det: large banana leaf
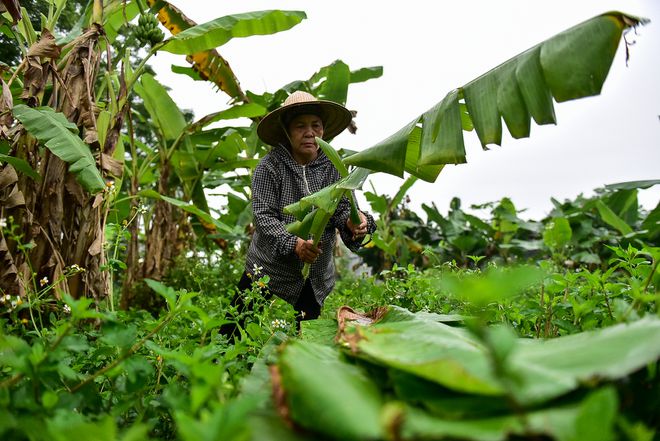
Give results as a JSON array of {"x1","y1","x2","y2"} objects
[
  {"x1": 160, "y1": 10, "x2": 306, "y2": 55},
  {"x1": 12, "y1": 104, "x2": 105, "y2": 193},
  {"x1": 147, "y1": 0, "x2": 246, "y2": 100},
  {"x1": 343, "y1": 12, "x2": 647, "y2": 182},
  {"x1": 311, "y1": 60, "x2": 351, "y2": 105},
  {"x1": 134, "y1": 73, "x2": 187, "y2": 141},
  {"x1": 190, "y1": 103, "x2": 268, "y2": 132},
  {"x1": 401, "y1": 388, "x2": 618, "y2": 441},
  {"x1": 595, "y1": 199, "x2": 635, "y2": 236},
  {"x1": 271, "y1": 308, "x2": 640, "y2": 441},
  {"x1": 340, "y1": 306, "x2": 660, "y2": 406},
  {"x1": 277, "y1": 340, "x2": 385, "y2": 441}
]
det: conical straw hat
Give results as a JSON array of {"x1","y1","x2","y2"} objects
[{"x1": 257, "y1": 91, "x2": 352, "y2": 147}]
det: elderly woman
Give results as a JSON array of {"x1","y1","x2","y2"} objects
[{"x1": 234, "y1": 91, "x2": 376, "y2": 327}]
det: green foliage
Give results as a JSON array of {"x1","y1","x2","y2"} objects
[
  {"x1": 0, "y1": 253, "x2": 299, "y2": 440},
  {"x1": 343, "y1": 12, "x2": 647, "y2": 182},
  {"x1": 357, "y1": 180, "x2": 659, "y2": 273},
  {"x1": 160, "y1": 10, "x2": 307, "y2": 55},
  {"x1": 1, "y1": 3, "x2": 657, "y2": 439},
  {"x1": 12, "y1": 105, "x2": 106, "y2": 194},
  {"x1": 269, "y1": 302, "x2": 660, "y2": 440},
  {"x1": 2, "y1": 180, "x2": 659, "y2": 439},
  {"x1": 0, "y1": 0, "x2": 87, "y2": 65}
]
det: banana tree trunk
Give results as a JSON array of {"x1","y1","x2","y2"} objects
[
  {"x1": 120, "y1": 158, "x2": 192, "y2": 310},
  {"x1": 6, "y1": 25, "x2": 112, "y2": 301}
]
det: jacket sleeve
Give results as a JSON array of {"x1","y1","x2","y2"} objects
[{"x1": 251, "y1": 163, "x2": 298, "y2": 257}]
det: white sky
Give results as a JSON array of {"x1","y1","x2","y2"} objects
[{"x1": 151, "y1": 1, "x2": 660, "y2": 221}]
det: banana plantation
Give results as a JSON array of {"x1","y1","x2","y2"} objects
[{"x1": 0, "y1": 1, "x2": 658, "y2": 440}]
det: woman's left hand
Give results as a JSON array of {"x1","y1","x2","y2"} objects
[{"x1": 347, "y1": 211, "x2": 368, "y2": 241}]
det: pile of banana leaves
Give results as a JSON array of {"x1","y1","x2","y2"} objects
[{"x1": 236, "y1": 306, "x2": 660, "y2": 441}]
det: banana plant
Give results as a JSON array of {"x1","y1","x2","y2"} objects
[
  {"x1": 284, "y1": 11, "x2": 648, "y2": 276},
  {"x1": 0, "y1": 2, "x2": 311, "y2": 302},
  {"x1": 342, "y1": 11, "x2": 647, "y2": 181}
]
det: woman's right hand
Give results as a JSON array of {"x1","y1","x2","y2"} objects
[{"x1": 295, "y1": 238, "x2": 321, "y2": 264}]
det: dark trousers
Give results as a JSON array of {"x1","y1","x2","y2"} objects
[{"x1": 220, "y1": 272, "x2": 321, "y2": 338}]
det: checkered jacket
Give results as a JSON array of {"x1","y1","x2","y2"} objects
[{"x1": 244, "y1": 144, "x2": 376, "y2": 306}]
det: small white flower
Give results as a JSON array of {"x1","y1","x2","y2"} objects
[
  {"x1": 137, "y1": 204, "x2": 148, "y2": 214},
  {"x1": 271, "y1": 319, "x2": 287, "y2": 330},
  {"x1": 252, "y1": 264, "x2": 263, "y2": 275},
  {"x1": 63, "y1": 304, "x2": 71, "y2": 314},
  {"x1": 39, "y1": 277, "x2": 49, "y2": 287},
  {"x1": 0, "y1": 218, "x2": 7, "y2": 228},
  {"x1": 69, "y1": 264, "x2": 84, "y2": 273}
]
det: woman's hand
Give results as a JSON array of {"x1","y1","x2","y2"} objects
[
  {"x1": 347, "y1": 211, "x2": 368, "y2": 241},
  {"x1": 295, "y1": 238, "x2": 322, "y2": 263}
]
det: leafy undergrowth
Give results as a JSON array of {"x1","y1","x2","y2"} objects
[
  {"x1": 1, "y1": 187, "x2": 658, "y2": 440},
  {"x1": 1, "y1": 255, "x2": 659, "y2": 440}
]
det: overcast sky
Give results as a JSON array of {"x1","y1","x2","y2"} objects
[{"x1": 151, "y1": 1, "x2": 659, "y2": 220}]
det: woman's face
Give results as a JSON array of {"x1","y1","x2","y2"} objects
[{"x1": 287, "y1": 114, "x2": 324, "y2": 165}]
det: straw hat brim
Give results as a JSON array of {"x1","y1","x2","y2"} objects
[{"x1": 257, "y1": 100, "x2": 352, "y2": 147}]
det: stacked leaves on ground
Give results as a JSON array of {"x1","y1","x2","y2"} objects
[{"x1": 248, "y1": 306, "x2": 660, "y2": 441}]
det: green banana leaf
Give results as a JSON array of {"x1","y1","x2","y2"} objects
[
  {"x1": 343, "y1": 12, "x2": 647, "y2": 182},
  {"x1": 285, "y1": 207, "x2": 319, "y2": 238},
  {"x1": 0, "y1": 153, "x2": 40, "y2": 181},
  {"x1": 282, "y1": 166, "x2": 370, "y2": 225},
  {"x1": 595, "y1": 199, "x2": 635, "y2": 236},
  {"x1": 349, "y1": 66, "x2": 384, "y2": 84},
  {"x1": 147, "y1": 0, "x2": 246, "y2": 100},
  {"x1": 335, "y1": 167, "x2": 372, "y2": 191},
  {"x1": 260, "y1": 60, "x2": 383, "y2": 112},
  {"x1": 401, "y1": 387, "x2": 618, "y2": 441},
  {"x1": 103, "y1": 0, "x2": 141, "y2": 44},
  {"x1": 134, "y1": 72, "x2": 209, "y2": 201},
  {"x1": 317, "y1": 138, "x2": 362, "y2": 224},
  {"x1": 170, "y1": 64, "x2": 203, "y2": 81},
  {"x1": 284, "y1": 184, "x2": 344, "y2": 220},
  {"x1": 134, "y1": 73, "x2": 187, "y2": 141},
  {"x1": 277, "y1": 340, "x2": 385, "y2": 441},
  {"x1": 312, "y1": 60, "x2": 351, "y2": 105},
  {"x1": 344, "y1": 309, "x2": 506, "y2": 396},
  {"x1": 506, "y1": 317, "x2": 660, "y2": 405},
  {"x1": 317, "y1": 138, "x2": 349, "y2": 177},
  {"x1": 140, "y1": 189, "x2": 233, "y2": 234},
  {"x1": 604, "y1": 179, "x2": 660, "y2": 191},
  {"x1": 196, "y1": 131, "x2": 248, "y2": 167},
  {"x1": 191, "y1": 103, "x2": 268, "y2": 132},
  {"x1": 161, "y1": 10, "x2": 307, "y2": 55},
  {"x1": 12, "y1": 104, "x2": 105, "y2": 193},
  {"x1": 283, "y1": 164, "x2": 371, "y2": 278},
  {"x1": 341, "y1": 306, "x2": 660, "y2": 406},
  {"x1": 274, "y1": 316, "x2": 625, "y2": 441}
]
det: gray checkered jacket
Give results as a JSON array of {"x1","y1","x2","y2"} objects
[{"x1": 244, "y1": 144, "x2": 376, "y2": 306}]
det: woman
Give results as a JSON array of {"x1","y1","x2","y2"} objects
[{"x1": 234, "y1": 91, "x2": 376, "y2": 327}]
